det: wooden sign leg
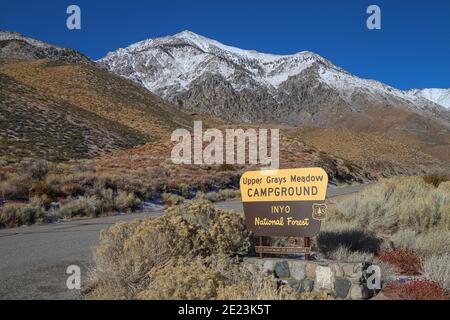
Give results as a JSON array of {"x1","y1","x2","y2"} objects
[
  {"x1": 259, "y1": 236, "x2": 264, "y2": 259},
  {"x1": 304, "y1": 237, "x2": 310, "y2": 261}
]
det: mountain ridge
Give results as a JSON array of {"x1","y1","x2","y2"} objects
[
  {"x1": 0, "y1": 30, "x2": 93, "y2": 65},
  {"x1": 99, "y1": 30, "x2": 450, "y2": 118}
]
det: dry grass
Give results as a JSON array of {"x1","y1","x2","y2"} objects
[
  {"x1": 288, "y1": 127, "x2": 447, "y2": 177},
  {"x1": 323, "y1": 176, "x2": 450, "y2": 294},
  {"x1": 391, "y1": 228, "x2": 450, "y2": 257},
  {"x1": 423, "y1": 254, "x2": 450, "y2": 292},
  {"x1": 0, "y1": 59, "x2": 194, "y2": 140},
  {"x1": 328, "y1": 246, "x2": 374, "y2": 262},
  {"x1": 331, "y1": 176, "x2": 450, "y2": 234},
  {"x1": 316, "y1": 228, "x2": 381, "y2": 256}
]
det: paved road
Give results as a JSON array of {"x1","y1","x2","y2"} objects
[
  {"x1": 0, "y1": 212, "x2": 161, "y2": 299},
  {"x1": 0, "y1": 184, "x2": 365, "y2": 300}
]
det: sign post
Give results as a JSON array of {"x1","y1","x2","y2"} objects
[
  {"x1": 304, "y1": 237, "x2": 311, "y2": 260},
  {"x1": 240, "y1": 167, "x2": 328, "y2": 258}
]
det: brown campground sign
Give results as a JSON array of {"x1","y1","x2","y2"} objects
[{"x1": 240, "y1": 168, "x2": 329, "y2": 238}]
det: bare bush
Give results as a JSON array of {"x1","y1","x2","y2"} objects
[{"x1": 27, "y1": 159, "x2": 49, "y2": 180}]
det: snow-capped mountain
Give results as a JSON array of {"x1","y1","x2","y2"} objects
[
  {"x1": 99, "y1": 30, "x2": 449, "y2": 126},
  {"x1": 409, "y1": 89, "x2": 450, "y2": 109}
]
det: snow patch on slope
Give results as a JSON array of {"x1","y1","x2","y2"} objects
[{"x1": 409, "y1": 88, "x2": 450, "y2": 109}]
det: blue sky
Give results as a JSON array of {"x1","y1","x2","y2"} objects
[{"x1": 1, "y1": 0, "x2": 449, "y2": 89}]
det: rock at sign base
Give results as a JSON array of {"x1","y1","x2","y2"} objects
[{"x1": 274, "y1": 260, "x2": 290, "y2": 278}]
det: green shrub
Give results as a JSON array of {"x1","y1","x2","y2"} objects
[
  {"x1": 178, "y1": 183, "x2": 191, "y2": 199},
  {"x1": 114, "y1": 191, "x2": 141, "y2": 211},
  {"x1": 90, "y1": 200, "x2": 251, "y2": 299},
  {"x1": 216, "y1": 164, "x2": 236, "y2": 172},
  {"x1": 162, "y1": 192, "x2": 184, "y2": 206},
  {"x1": 196, "y1": 189, "x2": 241, "y2": 203},
  {"x1": 202, "y1": 191, "x2": 221, "y2": 202},
  {"x1": 0, "y1": 198, "x2": 44, "y2": 227},
  {"x1": 60, "y1": 196, "x2": 105, "y2": 218},
  {"x1": 218, "y1": 188, "x2": 241, "y2": 200}
]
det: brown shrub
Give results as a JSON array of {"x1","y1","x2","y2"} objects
[
  {"x1": 423, "y1": 174, "x2": 449, "y2": 188},
  {"x1": 0, "y1": 173, "x2": 30, "y2": 200},
  {"x1": 377, "y1": 249, "x2": 422, "y2": 275},
  {"x1": 31, "y1": 181, "x2": 62, "y2": 201},
  {"x1": 60, "y1": 182, "x2": 84, "y2": 197},
  {"x1": 386, "y1": 280, "x2": 448, "y2": 300},
  {"x1": 216, "y1": 164, "x2": 236, "y2": 172}
]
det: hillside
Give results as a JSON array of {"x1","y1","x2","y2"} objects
[
  {"x1": 286, "y1": 128, "x2": 447, "y2": 177},
  {"x1": 0, "y1": 70, "x2": 147, "y2": 162},
  {"x1": 0, "y1": 30, "x2": 92, "y2": 65},
  {"x1": 0, "y1": 58, "x2": 198, "y2": 163},
  {"x1": 0, "y1": 32, "x2": 200, "y2": 163}
]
